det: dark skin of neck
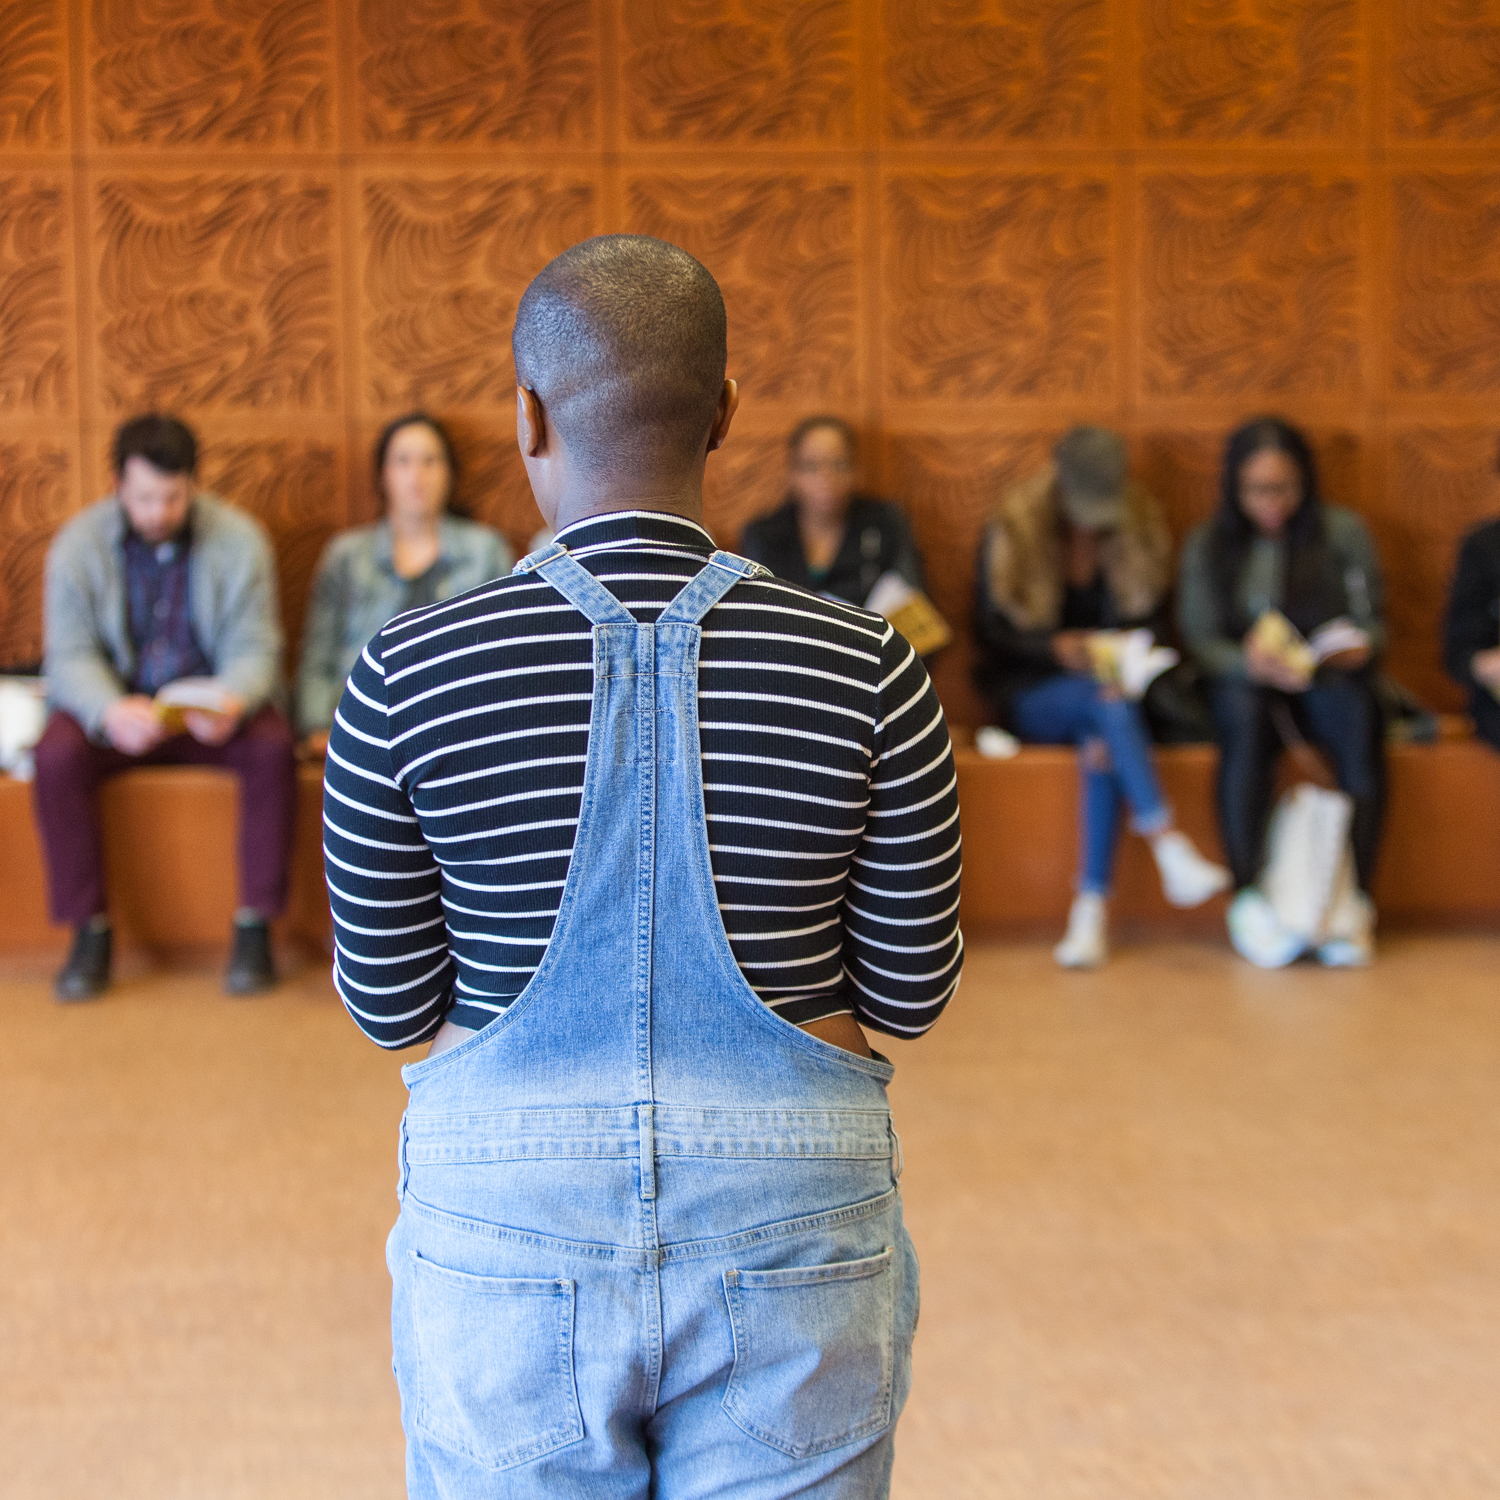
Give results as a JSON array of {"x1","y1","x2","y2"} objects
[{"x1": 420, "y1": 380, "x2": 874, "y2": 1063}]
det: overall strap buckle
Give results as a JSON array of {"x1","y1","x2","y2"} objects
[
  {"x1": 520, "y1": 543, "x2": 636, "y2": 626},
  {"x1": 656, "y1": 551, "x2": 770, "y2": 628},
  {"x1": 511, "y1": 538, "x2": 567, "y2": 574}
]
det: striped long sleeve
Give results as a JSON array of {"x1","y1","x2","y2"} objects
[
  {"x1": 324, "y1": 511, "x2": 961, "y2": 1048},
  {"x1": 324, "y1": 643, "x2": 454, "y2": 1049}
]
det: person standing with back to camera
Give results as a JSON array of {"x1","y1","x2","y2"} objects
[{"x1": 324, "y1": 236, "x2": 962, "y2": 1497}]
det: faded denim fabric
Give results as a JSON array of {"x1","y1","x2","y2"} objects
[
  {"x1": 387, "y1": 544, "x2": 919, "y2": 1499},
  {"x1": 296, "y1": 518, "x2": 512, "y2": 733}
]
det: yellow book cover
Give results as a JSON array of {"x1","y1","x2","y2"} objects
[
  {"x1": 864, "y1": 571, "x2": 953, "y2": 656},
  {"x1": 153, "y1": 678, "x2": 236, "y2": 735}
]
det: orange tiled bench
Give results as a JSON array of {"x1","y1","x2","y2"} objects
[
  {"x1": 1, "y1": 731, "x2": 1498, "y2": 954},
  {"x1": 0, "y1": 762, "x2": 331, "y2": 953},
  {"x1": 953, "y1": 725, "x2": 1500, "y2": 931}
]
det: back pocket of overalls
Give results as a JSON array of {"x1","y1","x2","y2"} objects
[
  {"x1": 409, "y1": 1253, "x2": 583, "y2": 1471},
  {"x1": 721, "y1": 1247, "x2": 895, "y2": 1458}
]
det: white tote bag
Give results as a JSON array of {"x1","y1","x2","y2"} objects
[
  {"x1": 1258, "y1": 701, "x2": 1357, "y2": 947},
  {"x1": 1260, "y1": 781, "x2": 1355, "y2": 945}
]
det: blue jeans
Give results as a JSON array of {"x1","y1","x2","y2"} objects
[
  {"x1": 389, "y1": 547, "x2": 917, "y2": 1497},
  {"x1": 1012, "y1": 674, "x2": 1170, "y2": 896}
]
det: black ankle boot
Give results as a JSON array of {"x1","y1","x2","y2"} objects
[
  {"x1": 224, "y1": 917, "x2": 277, "y2": 996},
  {"x1": 55, "y1": 921, "x2": 112, "y2": 1002}
]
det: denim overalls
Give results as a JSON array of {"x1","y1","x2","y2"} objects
[{"x1": 388, "y1": 544, "x2": 918, "y2": 1499}]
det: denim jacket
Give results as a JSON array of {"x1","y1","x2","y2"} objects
[{"x1": 296, "y1": 517, "x2": 513, "y2": 733}]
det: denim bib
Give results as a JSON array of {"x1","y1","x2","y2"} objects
[{"x1": 386, "y1": 543, "x2": 918, "y2": 1498}]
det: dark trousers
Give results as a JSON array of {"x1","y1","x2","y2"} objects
[
  {"x1": 32, "y1": 707, "x2": 297, "y2": 926},
  {"x1": 1471, "y1": 688, "x2": 1500, "y2": 756},
  {"x1": 1209, "y1": 673, "x2": 1385, "y2": 894}
]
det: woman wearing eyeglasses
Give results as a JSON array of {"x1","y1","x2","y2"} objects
[
  {"x1": 739, "y1": 416, "x2": 926, "y2": 607},
  {"x1": 1177, "y1": 416, "x2": 1387, "y2": 967}
]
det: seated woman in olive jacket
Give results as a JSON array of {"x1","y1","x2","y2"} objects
[
  {"x1": 296, "y1": 413, "x2": 512, "y2": 750},
  {"x1": 739, "y1": 416, "x2": 924, "y2": 606},
  {"x1": 1177, "y1": 416, "x2": 1386, "y2": 968}
]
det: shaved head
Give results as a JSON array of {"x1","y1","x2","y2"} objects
[{"x1": 513, "y1": 235, "x2": 728, "y2": 481}]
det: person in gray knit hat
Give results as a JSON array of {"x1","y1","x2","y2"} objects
[
  {"x1": 973, "y1": 425, "x2": 1229, "y2": 968},
  {"x1": 1055, "y1": 425, "x2": 1130, "y2": 530}
]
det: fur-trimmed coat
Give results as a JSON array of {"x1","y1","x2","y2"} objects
[{"x1": 973, "y1": 462, "x2": 1174, "y2": 722}]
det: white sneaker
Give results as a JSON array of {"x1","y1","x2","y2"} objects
[
  {"x1": 1054, "y1": 892, "x2": 1108, "y2": 969},
  {"x1": 1151, "y1": 830, "x2": 1233, "y2": 909},
  {"x1": 1317, "y1": 890, "x2": 1375, "y2": 968},
  {"x1": 1227, "y1": 888, "x2": 1303, "y2": 968}
]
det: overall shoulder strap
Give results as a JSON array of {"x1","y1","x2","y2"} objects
[
  {"x1": 657, "y1": 550, "x2": 769, "y2": 628},
  {"x1": 512, "y1": 541, "x2": 634, "y2": 627}
]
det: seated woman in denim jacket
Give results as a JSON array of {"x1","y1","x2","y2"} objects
[
  {"x1": 1177, "y1": 416, "x2": 1386, "y2": 968},
  {"x1": 297, "y1": 413, "x2": 513, "y2": 751},
  {"x1": 974, "y1": 427, "x2": 1230, "y2": 969}
]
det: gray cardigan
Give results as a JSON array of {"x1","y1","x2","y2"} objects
[
  {"x1": 295, "y1": 517, "x2": 512, "y2": 733},
  {"x1": 43, "y1": 493, "x2": 282, "y2": 739}
]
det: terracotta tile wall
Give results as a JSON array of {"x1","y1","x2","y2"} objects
[{"x1": 1, "y1": 1, "x2": 1498, "y2": 722}]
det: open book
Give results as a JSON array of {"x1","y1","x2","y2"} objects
[
  {"x1": 1247, "y1": 611, "x2": 1369, "y2": 683},
  {"x1": 862, "y1": 571, "x2": 953, "y2": 656},
  {"x1": 1085, "y1": 629, "x2": 1179, "y2": 701},
  {"x1": 153, "y1": 677, "x2": 237, "y2": 734}
]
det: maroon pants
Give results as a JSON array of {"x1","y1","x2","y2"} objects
[{"x1": 32, "y1": 707, "x2": 297, "y2": 926}]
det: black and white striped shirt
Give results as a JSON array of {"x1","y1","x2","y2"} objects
[{"x1": 324, "y1": 511, "x2": 963, "y2": 1050}]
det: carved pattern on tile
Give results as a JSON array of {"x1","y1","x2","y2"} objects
[
  {"x1": 627, "y1": 174, "x2": 857, "y2": 407},
  {"x1": 885, "y1": 172, "x2": 1112, "y2": 401},
  {"x1": 1140, "y1": 0, "x2": 1358, "y2": 141},
  {"x1": 1384, "y1": 429, "x2": 1500, "y2": 709},
  {"x1": 883, "y1": 0, "x2": 1109, "y2": 143},
  {"x1": 362, "y1": 174, "x2": 596, "y2": 410},
  {"x1": 0, "y1": 442, "x2": 72, "y2": 669},
  {"x1": 624, "y1": 0, "x2": 854, "y2": 144},
  {"x1": 90, "y1": 0, "x2": 331, "y2": 147},
  {"x1": 1141, "y1": 173, "x2": 1360, "y2": 399},
  {"x1": 198, "y1": 438, "x2": 341, "y2": 664},
  {"x1": 1391, "y1": 174, "x2": 1500, "y2": 395},
  {"x1": 0, "y1": 0, "x2": 66, "y2": 147},
  {"x1": 0, "y1": 175, "x2": 70, "y2": 414},
  {"x1": 1390, "y1": 1, "x2": 1500, "y2": 141},
  {"x1": 94, "y1": 175, "x2": 336, "y2": 413},
  {"x1": 359, "y1": 0, "x2": 595, "y2": 145},
  {"x1": 884, "y1": 429, "x2": 1056, "y2": 725}
]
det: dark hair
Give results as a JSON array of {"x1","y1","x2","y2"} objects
[
  {"x1": 1211, "y1": 416, "x2": 1336, "y2": 636},
  {"x1": 787, "y1": 415, "x2": 857, "y2": 461},
  {"x1": 373, "y1": 412, "x2": 463, "y2": 516},
  {"x1": 512, "y1": 235, "x2": 727, "y2": 480},
  {"x1": 112, "y1": 413, "x2": 198, "y2": 476}
]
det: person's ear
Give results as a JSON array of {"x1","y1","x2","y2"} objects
[
  {"x1": 706, "y1": 379, "x2": 739, "y2": 454},
  {"x1": 516, "y1": 387, "x2": 548, "y2": 458}
]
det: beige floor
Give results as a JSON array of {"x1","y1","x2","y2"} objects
[{"x1": 2, "y1": 935, "x2": 1498, "y2": 1498}]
